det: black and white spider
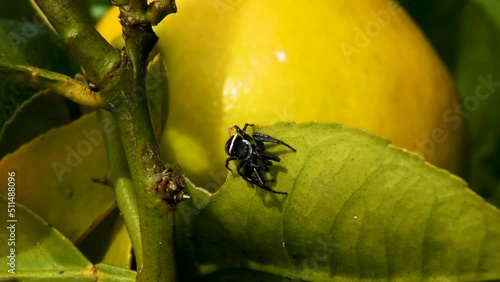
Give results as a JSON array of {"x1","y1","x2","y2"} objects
[{"x1": 224, "y1": 123, "x2": 296, "y2": 194}]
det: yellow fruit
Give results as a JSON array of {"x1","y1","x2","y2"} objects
[{"x1": 97, "y1": 1, "x2": 467, "y2": 188}]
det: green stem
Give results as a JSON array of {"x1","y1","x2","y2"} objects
[
  {"x1": 0, "y1": 63, "x2": 105, "y2": 108},
  {"x1": 33, "y1": 0, "x2": 121, "y2": 84},
  {"x1": 146, "y1": 0, "x2": 178, "y2": 25},
  {"x1": 34, "y1": 0, "x2": 178, "y2": 280},
  {"x1": 111, "y1": 87, "x2": 176, "y2": 282},
  {"x1": 96, "y1": 109, "x2": 143, "y2": 266},
  {"x1": 111, "y1": 3, "x2": 175, "y2": 277}
]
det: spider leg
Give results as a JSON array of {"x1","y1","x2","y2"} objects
[
  {"x1": 234, "y1": 124, "x2": 255, "y2": 142},
  {"x1": 240, "y1": 163, "x2": 286, "y2": 194},
  {"x1": 252, "y1": 132, "x2": 296, "y2": 152},
  {"x1": 234, "y1": 123, "x2": 254, "y2": 135},
  {"x1": 250, "y1": 167, "x2": 286, "y2": 194},
  {"x1": 237, "y1": 164, "x2": 259, "y2": 187},
  {"x1": 252, "y1": 161, "x2": 272, "y2": 172},
  {"x1": 253, "y1": 162, "x2": 275, "y2": 181},
  {"x1": 236, "y1": 160, "x2": 250, "y2": 178},
  {"x1": 259, "y1": 164, "x2": 270, "y2": 172},
  {"x1": 225, "y1": 156, "x2": 238, "y2": 171},
  {"x1": 256, "y1": 183, "x2": 287, "y2": 195},
  {"x1": 242, "y1": 123, "x2": 254, "y2": 132},
  {"x1": 259, "y1": 153, "x2": 281, "y2": 162},
  {"x1": 251, "y1": 159, "x2": 270, "y2": 172},
  {"x1": 237, "y1": 160, "x2": 264, "y2": 185},
  {"x1": 254, "y1": 155, "x2": 274, "y2": 168},
  {"x1": 250, "y1": 165, "x2": 267, "y2": 187}
]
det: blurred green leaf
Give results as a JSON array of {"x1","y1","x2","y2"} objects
[
  {"x1": 480, "y1": 0, "x2": 500, "y2": 28},
  {"x1": 0, "y1": 89, "x2": 71, "y2": 158},
  {"x1": 0, "y1": 196, "x2": 135, "y2": 281},
  {"x1": 89, "y1": 2, "x2": 113, "y2": 22},
  {"x1": 79, "y1": 208, "x2": 133, "y2": 269},
  {"x1": 0, "y1": 23, "x2": 29, "y2": 65},
  {"x1": 0, "y1": 22, "x2": 39, "y2": 129},
  {"x1": 0, "y1": 78, "x2": 38, "y2": 134},
  {"x1": 147, "y1": 53, "x2": 169, "y2": 143},
  {"x1": 452, "y1": 0, "x2": 500, "y2": 206},
  {"x1": 0, "y1": 19, "x2": 79, "y2": 75},
  {"x1": 0, "y1": 1, "x2": 36, "y2": 21},
  {"x1": 191, "y1": 268, "x2": 284, "y2": 282},
  {"x1": 0, "y1": 113, "x2": 115, "y2": 242},
  {"x1": 0, "y1": 20, "x2": 80, "y2": 140},
  {"x1": 0, "y1": 195, "x2": 92, "y2": 280},
  {"x1": 402, "y1": 0, "x2": 500, "y2": 207},
  {"x1": 94, "y1": 264, "x2": 136, "y2": 282},
  {"x1": 178, "y1": 122, "x2": 500, "y2": 281},
  {"x1": 0, "y1": 0, "x2": 103, "y2": 23}
]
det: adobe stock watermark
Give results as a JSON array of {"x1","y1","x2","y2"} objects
[
  {"x1": 213, "y1": 0, "x2": 244, "y2": 20},
  {"x1": 176, "y1": 169, "x2": 227, "y2": 224},
  {"x1": 269, "y1": 106, "x2": 297, "y2": 125},
  {"x1": 50, "y1": 56, "x2": 168, "y2": 182},
  {"x1": 51, "y1": 118, "x2": 115, "y2": 182},
  {"x1": 6, "y1": 12, "x2": 53, "y2": 48},
  {"x1": 6, "y1": 172, "x2": 17, "y2": 275},
  {"x1": 338, "y1": 0, "x2": 406, "y2": 63},
  {"x1": 281, "y1": 232, "x2": 339, "y2": 281},
  {"x1": 385, "y1": 74, "x2": 499, "y2": 181},
  {"x1": 414, "y1": 74, "x2": 499, "y2": 158},
  {"x1": 107, "y1": 56, "x2": 168, "y2": 119}
]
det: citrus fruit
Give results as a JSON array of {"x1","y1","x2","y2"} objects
[{"x1": 97, "y1": 0, "x2": 467, "y2": 188}]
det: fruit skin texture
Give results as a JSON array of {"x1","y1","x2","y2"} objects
[{"x1": 98, "y1": 0, "x2": 467, "y2": 188}]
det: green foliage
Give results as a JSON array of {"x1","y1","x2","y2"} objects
[
  {"x1": 452, "y1": 1, "x2": 500, "y2": 206},
  {"x1": 0, "y1": 23, "x2": 38, "y2": 130},
  {"x1": 0, "y1": 196, "x2": 135, "y2": 281},
  {"x1": 0, "y1": 113, "x2": 115, "y2": 242},
  {"x1": 0, "y1": 20, "x2": 78, "y2": 151},
  {"x1": 78, "y1": 209, "x2": 133, "y2": 269},
  {"x1": 404, "y1": 0, "x2": 500, "y2": 207},
  {"x1": 177, "y1": 123, "x2": 500, "y2": 281},
  {"x1": 0, "y1": 90, "x2": 71, "y2": 158}
]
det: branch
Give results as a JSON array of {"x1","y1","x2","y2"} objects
[
  {"x1": 107, "y1": 1, "x2": 178, "y2": 281},
  {"x1": 96, "y1": 109, "x2": 143, "y2": 266},
  {"x1": 33, "y1": 0, "x2": 180, "y2": 280},
  {"x1": 146, "y1": 0, "x2": 178, "y2": 26},
  {"x1": 33, "y1": 0, "x2": 121, "y2": 85},
  {"x1": 0, "y1": 63, "x2": 106, "y2": 108}
]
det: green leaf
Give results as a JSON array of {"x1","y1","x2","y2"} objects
[
  {"x1": 453, "y1": 0, "x2": 500, "y2": 206},
  {"x1": 0, "y1": 20, "x2": 80, "y2": 135},
  {"x1": 402, "y1": 0, "x2": 500, "y2": 207},
  {"x1": 191, "y1": 268, "x2": 284, "y2": 282},
  {"x1": 0, "y1": 1, "x2": 37, "y2": 21},
  {"x1": 94, "y1": 264, "x2": 136, "y2": 281},
  {"x1": 0, "y1": 196, "x2": 135, "y2": 281},
  {"x1": 0, "y1": 22, "x2": 39, "y2": 129},
  {"x1": 0, "y1": 195, "x2": 92, "y2": 280},
  {"x1": 179, "y1": 122, "x2": 500, "y2": 281},
  {"x1": 0, "y1": 23, "x2": 29, "y2": 65},
  {"x1": 78, "y1": 208, "x2": 133, "y2": 269},
  {"x1": 147, "y1": 53, "x2": 169, "y2": 143},
  {"x1": 0, "y1": 112, "x2": 115, "y2": 242},
  {"x1": 0, "y1": 19, "x2": 79, "y2": 75},
  {"x1": 480, "y1": 0, "x2": 500, "y2": 28},
  {"x1": 0, "y1": 89, "x2": 71, "y2": 158}
]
